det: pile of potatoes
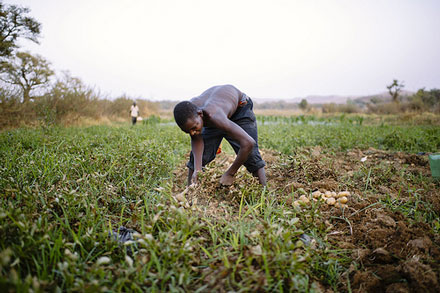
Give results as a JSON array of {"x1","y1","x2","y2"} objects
[{"x1": 293, "y1": 190, "x2": 350, "y2": 208}]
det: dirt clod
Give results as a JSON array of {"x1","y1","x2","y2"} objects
[
  {"x1": 400, "y1": 258, "x2": 440, "y2": 292},
  {"x1": 375, "y1": 214, "x2": 396, "y2": 228}
]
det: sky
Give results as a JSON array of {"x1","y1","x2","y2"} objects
[{"x1": 7, "y1": 0, "x2": 440, "y2": 101}]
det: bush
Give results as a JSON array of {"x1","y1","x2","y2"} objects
[
  {"x1": 322, "y1": 103, "x2": 362, "y2": 114},
  {"x1": 0, "y1": 88, "x2": 39, "y2": 128},
  {"x1": 367, "y1": 102, "x2": 403, "y2": 114},
  {"x1": 408, "y1": 88, "x2": 440, "y2": 113},
  {"x1": 98, "y1": 96, "x2": 159, "y2": 120},
  {"x1": 367, "y1": 88, "x2": 440, "y2": 115}
]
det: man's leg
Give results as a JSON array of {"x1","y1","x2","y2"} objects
[
  {"x1": 224, "y1": 135, "x2": 266, "y2": 185},
  {"x1": 225, "y1": 115, "x2": 266, "y2": 185},
  {"x1": 224, "y1": 97, "x2": 266, "y2": 185},
  {"x1": 187, "y1": 168, "x2": 194, "y2": 186},
  {"x1": 252, "y1": 167, "x2": 267, "y2": 186}
]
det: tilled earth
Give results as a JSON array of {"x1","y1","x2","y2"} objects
[{"x1": 172, "y1": 147, "x2": 440, "y2": 292}]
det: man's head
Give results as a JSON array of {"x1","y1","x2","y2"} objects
[
  {"x1": 133, "y1": 101, "x2": 137, "y2": 106},
  {"x1": 173, "y1": 101, "x2": 203, "y2": 136}
]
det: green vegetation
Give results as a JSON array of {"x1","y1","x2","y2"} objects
[
  {"x1": 259, "y1": 122, "x2": 440, "y2": 154},
  {"x1": 1, "y1": 118, "x2": 438, "y2": 291}
]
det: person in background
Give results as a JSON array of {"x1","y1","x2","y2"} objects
[{"x1": 130, "y1": 102, "x2": 139, "y2": 125}]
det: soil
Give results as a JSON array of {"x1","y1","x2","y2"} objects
[{"x1": 171, "y1": 147, "x2": 440, "y2": 292}]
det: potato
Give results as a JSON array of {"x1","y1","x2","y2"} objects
[
  {"x1": 337, "y1": 196, "x2": 348, "y2": 204},
  {"x1": 324, "y1": 191, "x2": 332, "y2": 197},
  {"x1": 293, "y1": 200, "x2": 301, "y2": 207},
  {"x1": 326, "y1": 197, "x2": 336, "y2": 205},
  {"x1": 335, "y1": 202, "x2": 348, "y2": 208},
  {"x1": 337, "y1": 191, "x2": 350, "y2": 198},
  {"x1": 331, "y1": 191, "x2": 337, "y2": 197},
  {"x1": 312, "y1": 190, "x2": 322, "y2": 198},
  {"x1": 299, "y1": 195, "x2": 310, "y2": 204}
]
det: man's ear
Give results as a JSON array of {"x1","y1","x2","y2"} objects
[{"x1": 197, "y1": 109, "x2": 203, "y2": 118}]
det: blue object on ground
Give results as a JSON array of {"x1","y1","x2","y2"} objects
[
  {"x1": 109, "y1": 226, "x2": 137, "y2": 254},
  {"x1": 299, "y1": 233, "x2": 312, "y2": 246},
  {"x1": 110, "y1": 226, "x2": 134, "y2": 243}
]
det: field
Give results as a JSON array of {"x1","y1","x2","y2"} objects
[{"x1": 1, "y1": 115, "x2": 439, "y2": 292}]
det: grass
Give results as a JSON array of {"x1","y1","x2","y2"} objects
[
  {"x1": 259, "y1": 121, "x2": 440, "y2": 154},
  {"x1": 0, "y1": 116, "x2": 439, "y2": 291}
]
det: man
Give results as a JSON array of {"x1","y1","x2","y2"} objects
[
  {"x1": 130, "y1": 102, "x2": 139, "y2": 125},
  {"x1": 173, "y1": 85, "x2": 266, "y2": 186}
]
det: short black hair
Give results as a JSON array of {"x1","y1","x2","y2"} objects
[{"x1": 173, "y1": 101, "x2": 198, "y2": 128}]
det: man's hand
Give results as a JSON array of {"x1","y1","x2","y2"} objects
[
  {"x1": 188, "y1": 168, "x2": 200, "y2": 186},
  {"x1": 191, "y1": 170, "x2": 198, "y2": 184},
  {"x1": 220, "y1": 172, "x2": 235, "y2": 185}
]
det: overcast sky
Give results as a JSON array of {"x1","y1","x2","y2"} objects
[{"x1": 8, "y1": 0, "x2": 440, "y2": 101}]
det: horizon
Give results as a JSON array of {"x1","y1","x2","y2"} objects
[{"x1": 123, "y1": 89, "x2": 415, "y2": 104}]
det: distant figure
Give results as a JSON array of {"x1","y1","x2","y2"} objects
[
  {"x1": 173, "y1": 84, "x2": 266, "y2": 186},
  {"x1": 130, "y1": 102, "x2": 139, "y2": 125}
]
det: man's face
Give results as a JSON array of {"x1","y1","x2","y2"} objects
[{"x1": 182, "y1": 114, "x2": 203, "y2": 136}]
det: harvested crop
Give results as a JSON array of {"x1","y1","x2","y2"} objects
[
  {"x1": 335, "y1": 202, "x2": 348, "y2": 208},
  {"x1": 338, "y1": 196, "x2": 348, "y2": 204},
  {"x1": 312, "y1": 190, "x2": 322, "y2": 198},
  {"x1": 290, "y1": 190, "x2": 351, "y2": 208},
  {"x1": 326, "y1": 197, "x2": 336, "y2": 205},
  {"x1": 337, "y1": 191, "x2": 350, "y2": 198},
  {"x1": 299, "y1": 195, "x2": 310, "y2": 203}
]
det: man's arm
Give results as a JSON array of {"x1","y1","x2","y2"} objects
[
  {"x1": 213, "y1": 116, "x2": 255, "y2": 184},
  {"x1": 189, "y1": 134, "x2": 204, "y2": 185}
]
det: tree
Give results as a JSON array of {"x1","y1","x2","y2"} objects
[
  {"x1": 0, "y1": 51, "x2": 54, "y2": 103},
  {"x1": 386, "y1": 79, "x2": 404, "y2": 103},
  {"x1": 0, "y1": 2, "x2": 41, "y2": 58},
  {"x1": 36, "y1": 71, "x2": 99, "y2": 123},
  {"x1": 411, "y1": 88, "x2": 440, "y2": 110},
  {"x1": 299, "y1": 98, "x2": 308, "y2": 111}
]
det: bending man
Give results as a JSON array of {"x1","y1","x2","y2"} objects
[{"x1": 173, "y1": 85, "x2": 266, "y2": 186}]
